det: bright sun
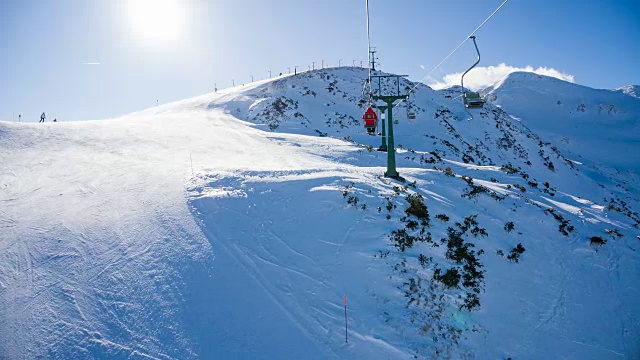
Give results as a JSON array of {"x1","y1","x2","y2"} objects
[{"x1": 127, "y1": 0, "x2": 186, "y2": 45}]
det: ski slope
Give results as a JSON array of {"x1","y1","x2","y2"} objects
[
  {"x1": 0, "y1": 107, "x2": 369, "y2": 358},
  {"x1": 1, "y1": 68, "x2": 639, "y2": 359}
]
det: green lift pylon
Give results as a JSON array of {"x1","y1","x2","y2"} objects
[
  {"x1": 375, "y1": 104, "x2": 388, "y2": 152},
  {"x1": 371, "y1": 74, "x2": 408, "y2": 179}
]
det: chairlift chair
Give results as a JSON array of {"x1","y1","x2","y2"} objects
[
  {"x1": 406, "y1": 92, "x2": 416, "y2": 120},
  {"x1": 464, "y1": 92, "x2": 484, "y2": 109},
  {"x1": 407, "y1": 101, "x2": 416, "y2": 120},
  {"x1": 362, "y1": 106, "x2": 378, "y2": 135},
  {"x1": 461, "y1": 36, "x2": 486, "y2": 110}
]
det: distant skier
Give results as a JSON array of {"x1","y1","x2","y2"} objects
[
  {"x1": 39, "y1": 112, "x2": 45, "y2": 123},
  {"x1": 53, "y1": 118, "x2": 57, "y2": 122}
]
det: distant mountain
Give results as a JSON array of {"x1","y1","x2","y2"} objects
[
  {"x1": 614, "y1": 84, "x2": 640, "y2": 98},
  {"x1": 484, "y1": 72, "x2": 640, "y2": 174}
]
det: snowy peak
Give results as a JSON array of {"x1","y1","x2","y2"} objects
[
  {"x1": 484, "y1": 71, "x2": 578, "y2": 93},
  {"x1": 485, "y1": 72, "x2": 640, "y2": 107},
  {"x1": 483, "y1": 71, "x2": 640, "y2": 173},
  {"x1": 615, "y1": 84, "x2": 640, "y2": 98},
  {"x1": 483, "y1": 70, "x2": 640, "y2": 128}
]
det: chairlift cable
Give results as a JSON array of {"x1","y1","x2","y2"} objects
[
  {"x1": 366, "y1": 0, "x2": 373, "y2": 103},
  {"x1": 393, "y1": 0, "x2": 510, "y2": 109}
]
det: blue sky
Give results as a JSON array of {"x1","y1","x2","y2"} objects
[{"x1": 1, "y1": 0, "x2": 639, "y2": 122}]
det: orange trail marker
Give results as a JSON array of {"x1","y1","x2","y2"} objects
[{"x1": 343, "y1": 295, "x2": 348, "y2": 343}]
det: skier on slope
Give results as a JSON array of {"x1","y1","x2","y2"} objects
[{"x1": 40, "y1": 112, "x2": 45, "y2": 123}]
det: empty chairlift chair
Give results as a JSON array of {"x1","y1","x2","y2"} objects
[
  {"x1": 464, "y1": 92, "x2": 484, "y2": 109},
  {"x1": 461, "y1": 36, "x2": 486, "y2": 110},
  {"x1": 407, "y1": 100, "x2": 416, "y2": 120},
  {"x1": 407, "y1": 93, "x2": 417, "y2": 120},
  {"x1": 407, "y1": 109, "x2": 416, "y2": 120}
]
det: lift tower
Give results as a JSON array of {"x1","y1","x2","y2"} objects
[{"x1": 371, "y1": 74, "x2": 408, "y2": 179}]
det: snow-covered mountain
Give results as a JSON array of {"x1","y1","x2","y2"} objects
[
  {"x1": 615, "y1": 85, "x2": 640, "y2": 98},
  {"x1": 484, "y1": 72, "x2": 640, "y2": 172},
  {"x1": 1, "y1": 67, "x2": 638, "y2": 359}
]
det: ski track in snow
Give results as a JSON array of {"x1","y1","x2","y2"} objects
[{"x1": 187, "y1": 173, "x2": 416, "y2": 359}]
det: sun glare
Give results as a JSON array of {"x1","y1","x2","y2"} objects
[{"x1": 127, "y1": 0, "x2": 186, "y2": 45}]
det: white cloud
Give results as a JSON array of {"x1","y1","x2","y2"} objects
[
  {"x1": 428, "y1": 63, "x2": 575, "y2": 90},
  {"x1": 82, "y1": 62, "x2": 100, "y2": 65}
]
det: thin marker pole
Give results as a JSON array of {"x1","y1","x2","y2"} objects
[
  {"x1": 344, "y1": 295, "x2": 348, "y2": 343},
  {"x1": 190, "y1": 152, "x2": 194, "y2": 176}
]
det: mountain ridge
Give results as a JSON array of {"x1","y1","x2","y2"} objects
[
  {"x1": 1, "y1": 67, "x2": 638, "y2": 359},
  {"x1": 615, "y1": 84, "x2": 640, "y2": 98}
]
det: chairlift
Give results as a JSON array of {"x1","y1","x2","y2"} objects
[
  {"x1": 407, "y1": 99, "x2": 416, "y2": 120},
  {"x1": 461, "y1": 36, "x2": 485, "y2": 110},
  {"x1": 406, "y1": 91, "x2": 416, "y2": 120}
]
